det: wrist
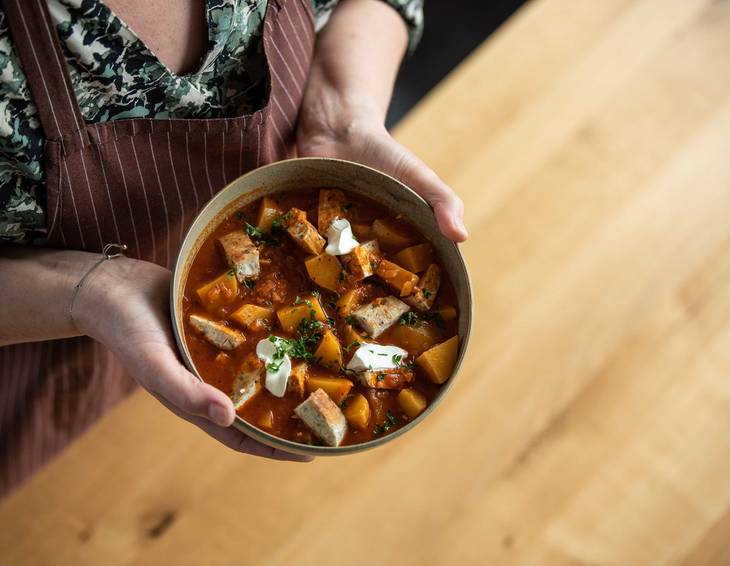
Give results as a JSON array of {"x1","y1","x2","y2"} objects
[
  {"x1": 298, "y1": 73, "x2": 387, "y2": 148},
  {"x1": 71, "y1": 255, "x2": 153, "y2": 341}
]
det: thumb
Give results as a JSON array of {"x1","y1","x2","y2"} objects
[
  {"x1": 365, "y1": 135, "x2": 468, "y2": 242},
  {"x1": 137, "y1": 343, "x2": 236, "y2": 427}
]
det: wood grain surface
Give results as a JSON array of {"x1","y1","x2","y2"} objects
[{"x1": 3, "y1": 0, "x2": 730, "y2": 564}]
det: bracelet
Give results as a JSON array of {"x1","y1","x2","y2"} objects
[{"x1": 69, "y1": 243, "x2": 128, "y2": 332}]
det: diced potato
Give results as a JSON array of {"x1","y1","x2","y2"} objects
[
  {"x1": 276, "y1": 295, "x2": 327, "y2": 333},
  {"x1": 432, "y1": 305, "x2": 458, "y2": 322},
  {"x1": 288, "y1": 361, "x2": 309, "y2": 398},
  {"x1": 372, "y1": 218, "x2": 416, "y2": 249},
  {"x1": 341, "y1": 240, "x2": 380, "y2": 280},
  {"x1": 343, "y1": 393, "x2": 371, "y2": 429},
  {"x1": 392, "y1": 243, "x2": 435, "y2": 273},
  {"x1": 318, "y1": 189, "x2": 348, "y2": 233},
  {"x1": 313, "y1": 329, "x2": 343, "y2": 370},
  {"x1": 256, "y1": 196, "x2": 283, "y2": 232},
  {"x1": 397, "y1": 389, "x2": 427, "y2": 419},
  {"x1": 257, "y1": 410, "x2": 274, "y2": 430},
  {"x1": 285, "y1": 208, "x2": 326, "y2": 254},
  {"x1": 230, "y1": 304, "x2": 274, "y2": 332},
  {"x1": 404, "y1": 264, "x2": 441, "y2": 312},
  {"x1": 307, "y1": 377, "x2": 353, "y2": 405},
  {"x1": 342, "y1": 325, "x2": 365, "y2": 347},
  {"x1": 196, "y1": 271, "x2": 238, "y2": 309},
  {"x1": 336, "y1": 288, "x2": 365, "y2": 316},
  {"x1": 416, "y1": 335, "x2": 459, "y2": 384},
  {"x1": 305, "y1": 253, "x2": 343, "y2": 293},
  {"x1": 351, "y1": 223, "x2": 373, "y2": 241},
  {"x1": 376, "y1": 259, "x2": 418, "y2": 297},
  {"x1": 389, "y1": 323, "x2": 440, "y2": 356}
]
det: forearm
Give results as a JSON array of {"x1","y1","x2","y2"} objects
[
  {"x1": 0, "y1": 247, "x2": 99, "y2": 345},
  {"x1": 300, "y1": 0, "x2": 409, "y2": 133}
]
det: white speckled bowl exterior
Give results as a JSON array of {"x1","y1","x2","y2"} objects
[{"x1": 171, "y1": 157, "x2": 472, "y2": 456}]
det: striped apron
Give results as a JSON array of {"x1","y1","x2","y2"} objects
[{"x1": 0, "y1": 0, "x2": 314, "y2": 497}]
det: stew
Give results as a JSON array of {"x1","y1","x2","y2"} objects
[{"x1": 182, "y1": 188, "x2": 459, "y2": 447}]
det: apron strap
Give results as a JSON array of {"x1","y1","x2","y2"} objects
[{"x1": 3, "y1": 0, "x2": 86, "y2": 143}]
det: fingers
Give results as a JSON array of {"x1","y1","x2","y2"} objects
[
  {"x1": 136, "y1": 342, "x2": 236, "y2": 427},
  {"x1": 385, "y1": 142, "x2": 468, "y2": 243},
  {"x1": 155, "y1": 394, "x2": 313, "y2": 462}
]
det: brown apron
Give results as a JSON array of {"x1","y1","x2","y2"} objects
[{"x1": 0, "y1": 0, "x2": 314, "y2": 497}]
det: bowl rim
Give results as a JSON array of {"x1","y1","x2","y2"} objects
[{"x1": 170, "y1": 156, "x2": 473, "y2": 456}]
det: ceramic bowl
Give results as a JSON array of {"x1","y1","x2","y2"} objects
[{"x1": 171, "y1": 157, "x2": 472, "y2": 456}]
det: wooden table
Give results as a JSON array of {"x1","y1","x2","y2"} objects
[{"x1": 3, "y1": 0, "x2": 730, "y2": 563}]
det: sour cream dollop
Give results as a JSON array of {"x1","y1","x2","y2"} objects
[
  {"x1": 256, "y1": 337, "x2": 291, "y2": 398},
  {"x1": 325, "y1": 218, "x2": 359, "y2": 256},
  {"x1": 346, "y1": 343, "x2": 409, "y2": 372}
]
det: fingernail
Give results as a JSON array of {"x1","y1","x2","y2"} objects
[{"x1": 208, "y1": 403, "x2": 230, "y2": 427}]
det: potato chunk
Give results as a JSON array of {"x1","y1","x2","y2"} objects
[
  {"x1": 431, "y1": 305, "x2": 458, "y2": 322},
  {"x1": 416, "y1": 335, "x2": 459, "y2": 384},
  {"x1": 189, "y1": 314, "x2": 245, "y2": 350},
  {"x1": 343, "y1": 393, "x2": 371, "y2": 430},
  {"x1": 307, "y1": 377, "x2": 353, "y2": 405},
  {"x1": 284, "y1": 208, "x2": 326, "y2": 254},
  {"x1": 256, "y1": 196, "x2": 283, "y2": 232},
  {"x1": 392, "y1": 243, "x2": 435, "y2": 273},
  {"x1": 389, "y1": 323, "x2": 440, "y2": 356},
  {"x1": 318, "y1": 189, "x2": 348, "y2": 233},
  {"x1": 305, "y1": 253, "x2": 343, "y2": 292},
  {"x1": 230, "y1": 304, "x2": 274, "y2": 332},
  {"x1": 218, "y1": 230, "x2": 259, "y2": 282},
  {"x1": 341, "y1": 240, "x2": 380, "y2": 280},
  {"x1": 376, "y1": 259, "x2": 418, "y2": 297},
  {"x1": 404, "y1": 264, "x2": 441, "y2": 312},
  {"x1": 294, "y1": 389, "x2": 347, "y2": 447},
  {"x1": 397, "y1": 389, "x2": 427, "y2": 419},
  {"x1": 196, "y1": 271, "x2": 238, "y2": 309},
  {"x1": 313, "y1": 329, "x2": 343, "y2": 370},
  {"x1": 276, "y1": 295, "x2": 327, "y2": 333},
  {"x1": 372, "y1": 218, "x2": 416, "y2": 249},
  {"x1": 336, "y1": 288, "x2": 365, "y2": 317},
  {"x1": 352, "y1": 296, "x2": 410, "y2": 338}
]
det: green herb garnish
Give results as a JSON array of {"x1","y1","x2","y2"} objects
[{"x1": 399, "y1": 312, "x2": 419, "y2": 326}]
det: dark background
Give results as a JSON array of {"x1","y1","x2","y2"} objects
[{"x1": 387, "y1": 0, "x2": 528, "y2": 128}]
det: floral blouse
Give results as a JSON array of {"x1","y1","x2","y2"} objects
[{"x1": 0, "y1": 0, "x2": 423, "y2": 243}]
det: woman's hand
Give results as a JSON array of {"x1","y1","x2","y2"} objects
[
  {"x1": 73, "y1": 256, "x2": 310, "y2": 462},
  {"x1": 296, "y1": 0, "x2": 467, "y2": 243},
  {"x1": 297, "y1": 109, "x2": 468, "y2": 243}
]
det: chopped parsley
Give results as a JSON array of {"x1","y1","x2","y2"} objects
[
  {"x1": 422, "y1": 288, "x2": 433, "y2": 299},
  {"x1": 245, "y1": 222, "x2": 279, "y2": 246},
  {"x1": 293, "y1": 296, "x2": 313, "y2": 307},
  {"x1": 343, "y1": 340, "x2": 361, "y2": 354},
  {"x1": 243, "y1": 279, "x2": 255, "y2": 290},
  {"x1": 226, "y1": 269, "x2": 235, "y2": 278},
  {"x1": 342, "y1": 202, "x2": 353, "y2": 211},
  {"x1": 344, "y1": 315, "x2": 357, "y2": 326},
  {"x1": 337, "y1": 270, "x2": 346, "y2": 283},
  {"x1": 399, "y1": 312, "x2": 420, "y2": 326},
  {"x1": 376, "y1": 373, "x2": 385, "y2": 382},
  {"x1": 392, "y1": 353, "x2": 403, "y2": 365},
  {"x1": 373, "y1": 410, "x2": 398, "y2": 436}
]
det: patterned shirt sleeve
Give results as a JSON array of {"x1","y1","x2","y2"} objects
[{"x1": 312, "y1": 0, "x2": 424, "y2": 53}]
